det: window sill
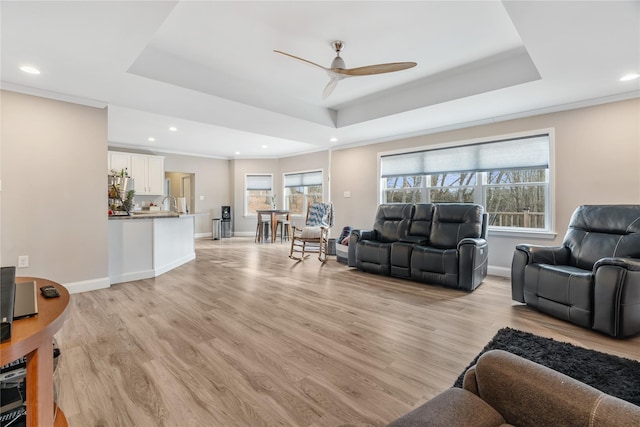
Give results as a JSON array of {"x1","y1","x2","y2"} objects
[{"x1": 487, "y1": 228, "x2": 557, "y2": 240}]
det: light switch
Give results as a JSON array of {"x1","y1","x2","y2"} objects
[
  {"x1": 199, "y1": 195, "x2": 205, "y2": 200},
  {"x1": 343, "y1": 191, "x2": 351, "y2": 198}
]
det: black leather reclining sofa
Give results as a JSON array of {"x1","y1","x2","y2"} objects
[{"x1": 348, "y1": 203, "x2": 489, "y2": 291}]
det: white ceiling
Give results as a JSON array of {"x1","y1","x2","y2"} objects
[{"x1": 2, "y1": 1, "x2": 639, "y2": 159}]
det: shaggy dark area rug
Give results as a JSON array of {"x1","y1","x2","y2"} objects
[{"x1": 453, "y1": 327, "x2": 640, "y2": 406}]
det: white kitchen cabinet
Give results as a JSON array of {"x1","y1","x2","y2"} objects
[
  {"x1": 130, "y1": 154, "x2": 165, "y2": 195},
  {"x1": 108, "y1": 151, "x2": 165, "y2": 195},
  {"x1": 108, "y1": 151, "x2": 131, "y2": 175},
  {"x1": 146, "y1": 156, "x2": 165, "y2": 195}
]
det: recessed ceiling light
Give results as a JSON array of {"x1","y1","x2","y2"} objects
[
  {"x1": 620, "y1": 73, "x2": 640, "y2": 81},
  {"x1": 329, "y1": 137, "x2": 338, "y2": 142},
  {"x1": 262, "y1": 145, "x2": 268, "y2": 149},
  {"x1": 20, "y1": 65, "x2": 40, "y2": 75},
  {"x1": 169, "y1": 126, "x2": 177, "y2": 132},
  {"x1": 234, "y1": 151, "x2": 241, "y2": 155},
  {"x1": 148, "y1": 137, "x2": 156, "y2": 142}
]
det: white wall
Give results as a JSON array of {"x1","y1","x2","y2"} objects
[
  {"x1": 331, "y1": 98, "x2": 640, "y2": 275},
  {"x1": 1, "y1": 90, "x2": 109, "y2": 290},
  {"x1": 229, "y1": 151, "x2": 332, "y2": 235}
]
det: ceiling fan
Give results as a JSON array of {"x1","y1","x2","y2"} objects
[{"x1": 274, "y1": 41, "x2": 417, "y2": 99}]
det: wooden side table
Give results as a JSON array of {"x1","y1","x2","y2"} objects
[{"x1": 0, "y1": 277, "x2": 70, "y2": 427}]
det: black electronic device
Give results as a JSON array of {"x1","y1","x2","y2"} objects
[
  {"x1": 0, "y1": 404, "x2": 26, "y2": 426},
  {"x1": 0, "y1": 267, "x2": 16, "y2": 341},
  {"x1": 39, "y1": 285, "x2": 60, "y2": 299},
  {"x1": 221, "y1": 205, "x2": 231, "y2": 220}
]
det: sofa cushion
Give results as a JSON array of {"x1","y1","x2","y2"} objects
[
  {"x1": 430, "y1": 204, "x2": 483, "y2": 249},
  {"x1": 374, "y1": 204, "x2": 413, "y2": 243},
  {"x1": 356, "y1": 240, "x2": 392, "y2": 275},
  {"x1": 390, "y1": 242, "x2": 414, "y2": 278},
  {"x1": 387, "y1": 387, "x2": 506, "y2": 427},
  {"x1": 411, "y1": 246, "x2": 459, "y2": 288},
  {"x1": 300, "y1": 226, "x2": 322, "y2": 239},
  {"x1": 523, "y1": 263, "x2": 592, "y2": 328},
  {"x1": 564, "y1": 205, "x2": 640, "y2": 270},
  {"x1": 407, "y1": 203, "x2": 434, "y2": 241}
]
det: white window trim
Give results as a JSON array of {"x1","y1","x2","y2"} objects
[
  {"x1": 282, "y1": 168, "x2": 324, "y2": 218},
  {"x1": 377, "y1": 128, "x2": 556, "y2": 234},
  {"x1": 244, "y1": 173, "x2": 273, "y2": 217}
]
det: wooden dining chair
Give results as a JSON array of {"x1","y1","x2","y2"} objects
[
  {"x1": 255, "y1": 212, "x2": 271, "y2": 243},
  {"x1": 276, "y1": 214, "x2": 291, "y2": 242}
]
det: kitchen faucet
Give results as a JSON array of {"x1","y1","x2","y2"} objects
[{"x1": 161, "y1": 195, "x2": 178, "y2": 213}]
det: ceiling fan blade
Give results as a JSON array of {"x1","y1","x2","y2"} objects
[
  {"x1": 334, "y1": 62, "x2": 417, "y2": 76},
  {"x1": 273, "y1": 50, "x2": 329, "y2": 71},
  {"x1": 322, "y1": 77, "x2": 340, "y2": 99}
]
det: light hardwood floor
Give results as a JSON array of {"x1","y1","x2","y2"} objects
[{"x1": 55, "y1": 237, "x2": 640, "y2": 427}]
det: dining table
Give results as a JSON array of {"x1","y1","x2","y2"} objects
[{"x1": 256, "y1": 209, "x2": 291, "y2": 243}]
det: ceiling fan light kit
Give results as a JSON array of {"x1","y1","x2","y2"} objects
[{"x1": 274, "y1": 40, "x2": 417, "y2": 99}]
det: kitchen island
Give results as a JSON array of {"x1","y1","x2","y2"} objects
[{"x1": 108, "y1": 212, "x2": 195, "y2": 285}]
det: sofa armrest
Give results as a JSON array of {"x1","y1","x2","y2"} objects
[
  {"x1": 592, "y1": 257, "x2": 640, "y2": 338},
  {"x1": 511, "y1": 245, "x2": 569, "y2": 302},
  {"x1": 387, "y1": 387, "x2": 506, "y2": 427},
  {"x1": 348, "y1": 229, "x2": 377, "y2": 267},
  {"x1": 467, "y1": 350, "x2": 640, "y2": 426},
  {"x1": 458, "y1": 237, "x2": 486, "y2": 248},
  {"x1": 458, "y1": 238, "x2": 489, "y2": 291},
  {"x1": 514, "y1": 244, "x2": 569, "y2": 265},
  {"x1": 594, "y1": 257, "x2": 640, "y2": 271}
]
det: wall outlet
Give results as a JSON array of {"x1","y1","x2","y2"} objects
[
  {"x1": 343, "y1": 191, "x2": 351, "y2": 198},
  {"x1": 17, "y1": 255, "x2": 29, "y2": 268},
  {"x1": 199, "y1": 195, "x2": 205, "y2": 201}
]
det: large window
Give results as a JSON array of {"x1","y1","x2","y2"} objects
[
  {"x1": 284, "y1": 170, "x2": 323, "y2": 215},
  {"x1": 380, "y1": 134, "x2": 551, "y2": 231},
  {"x1": 245, "y1": 174, "x2": 273, "y2": 215}
]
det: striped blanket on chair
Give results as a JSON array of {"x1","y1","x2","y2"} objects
[{"x1": 306, "y1": 202, "x2": 334, "y2": 227}]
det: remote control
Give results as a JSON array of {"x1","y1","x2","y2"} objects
[{"x1": 40, "y1": 285, "x2": 60, "y2": 298}]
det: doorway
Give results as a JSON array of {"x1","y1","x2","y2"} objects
[{"x1": 165, "y1": 171, "x2": 195, "y2": 213}]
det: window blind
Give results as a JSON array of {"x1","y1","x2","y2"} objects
[
  {"x1": 246, "y1": 174, "x2": 272, "y2": 190},
  {"x1": 381, "y1": 134, "x2": 549, "y2": 177},
  {"x1": 284, "y1": 171, "x2": 322, "y2": 187}
]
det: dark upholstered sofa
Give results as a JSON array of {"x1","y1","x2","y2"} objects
[
  {"x1": 348, "y1": 203, "x2": 488, "y2": 291},
  {"x1": 387, "y1": 349, "x2": 640, "y2": 427},
  {"x1": 512, "y1": 205, "x2": 640, "y2": 338}
]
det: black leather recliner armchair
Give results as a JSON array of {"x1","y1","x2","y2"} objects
[{"x1": 511, "y1": 205, "x2": 640, "y2": 338}]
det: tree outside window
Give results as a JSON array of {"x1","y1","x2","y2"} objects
[
  {"x1": 381, "y1": 168, "x2": 548, "y2": 230},
  {"x1": 379, "y1": 134, "x2": 551, "y2": 232},
  {"x1": 284, "y1": 171, "x2": 323, "y2": 215},
  {"x1": 245, "y1": 174, "x2": 272, "y2": 215}
]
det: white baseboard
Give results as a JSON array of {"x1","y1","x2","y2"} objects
[
  {"x1": 64, "y1": 276, "x2": 111, "y2": 294},
  {"x1": 488, "y1": 265, "x2": 511, "y2": 278},
  {"x1": 154, "y1": 253, "x2": 196, "y2": 276},
  {"x1": 109, "y1": 269, "x2": 155, "y2": 286},
  {"x1": 195, "y1": 232, "x2": 212, "y2": 239},
  {"x1": 109, "y1": 253, "x2": 196, "y2": 285},
  {"x1": 232, "y1": 231, "x2": 253, "y2": 237}
]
